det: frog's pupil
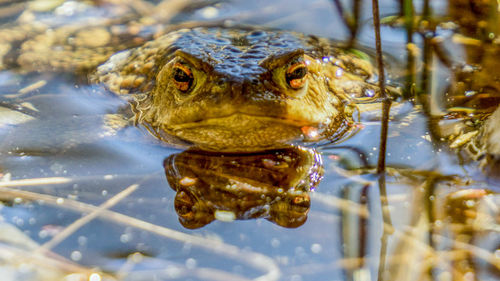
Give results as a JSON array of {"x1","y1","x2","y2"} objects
[
  {"x1": 286, "y1": 66, "x2": 307, "y2": 84},
  {"x1": 174, "y1": 68, "x2": 192, "y2": 82},
  {"x1": 173, "y1": 66, "x2": 194, "y2": 92}
]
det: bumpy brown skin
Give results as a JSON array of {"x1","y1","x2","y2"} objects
[{"x1": 95, "y1": 27, "x2": 381, "y2": 151}]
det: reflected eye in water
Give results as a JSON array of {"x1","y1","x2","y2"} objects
[
  {"x1": 174, "y1": 190, "x2": 213, "y2": 229},
  {"x1": 172, "y1": 62, "x2": 194, "y2": 92},
  {"x1": 174, "y1": 190, "x2": 195, "y2": 219},
  {"x1": 285, "y1": 60, "x2": 308, "y2": 89}
]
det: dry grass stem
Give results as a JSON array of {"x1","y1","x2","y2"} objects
[
  {"x1": 0, "y1": 186, "x2": 281, "y2": 281},
  {"x1": 0, "y1": 177, "x2": 72, "y2": 187},
  {"x1": 34, "y1": 183, "x2": 140, "y2": 254}
]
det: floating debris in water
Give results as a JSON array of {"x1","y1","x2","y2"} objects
[{"x1": 450, "y1": 131, "x2": 479, "y2": 148}]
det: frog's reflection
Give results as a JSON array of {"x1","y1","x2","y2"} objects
[{"x1": 163, "y1": 146, "x2": 323, "y2": 229}]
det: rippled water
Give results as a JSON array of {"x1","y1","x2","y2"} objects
[{"x1": 0, "y1": 1, "x2": 499, "y2": 281}]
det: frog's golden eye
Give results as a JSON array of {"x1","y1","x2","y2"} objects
[
  {"x1": 285, "y1": 61, "x2": 308, "y2": 89},
  {"x1": 172, "y1": 63, "x2": 194, "y2": 92}
]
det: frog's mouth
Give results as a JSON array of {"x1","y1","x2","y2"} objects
[
  {"x1": 167, "y1": 113, "x2": 316, "y2": 130},
  {"x1": 163, "y1": 113, "x2": 324, "y2": 151}
]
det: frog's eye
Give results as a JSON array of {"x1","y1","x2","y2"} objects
[
  {"x1": 285, "y1": 61, "x2": 308, "y2": 89},
  {"x1": 172, "y1": 63, "x2": 194, "y2": 92}
]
